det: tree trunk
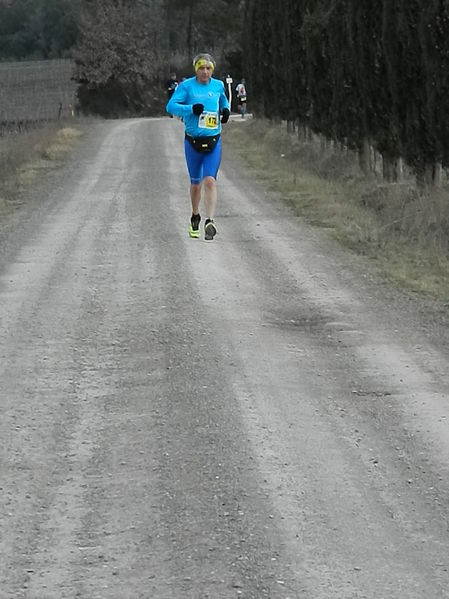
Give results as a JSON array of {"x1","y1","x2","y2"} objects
[
  {"x1": 320, "y1": 135, "x2": 331, "y2": 154},
  {"x1": 298, "y1": 124, "x2": 313, "y2": 142},
  {"x1": 382, "y1": 155, "x2": 399, "y2": 182},
  {"x1": 358, "y1": 137, "x2": 371, "y2": 176},
  {"x1": 423, "y1": 162, "x2": 442, "y2": 187},
  {"x1": 434, "y1": 163, "x2": 442, "y2": 187}
]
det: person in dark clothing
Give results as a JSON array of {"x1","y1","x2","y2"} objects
[
  {"x1": 166, "y1": 73, "x2": 178, "y2": 117},
  {"x1": 166, "y1": 73, "x2": 178, "y2": 100}
]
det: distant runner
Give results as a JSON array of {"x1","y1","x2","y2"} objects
[
  {"x1": 166, "y1": 53, "x2": 230, "y2": 240},
  {"x1": 166, "y1": 73, "x2": 178, "y2": 100},
  {"x1": 235, "y1": 78, "x2": 247, "y2": 118},
  {"x1": 166, "y1": 73, "x2": 178, "y2": 117}
]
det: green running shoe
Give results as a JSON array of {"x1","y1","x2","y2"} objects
[{"x1": 189, "y1": 213, "x2": 201, "y2": 238}]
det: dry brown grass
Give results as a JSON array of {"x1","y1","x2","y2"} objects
[
  {"x1": 0, "y1": 123, "x2": 82, "y2": 209},
  {"x1": 224, "y1": 119, "x2": 449, "y2": 300}
]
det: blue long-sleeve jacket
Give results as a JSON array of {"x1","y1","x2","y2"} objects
[{"x1": 166, "y1": 76, "x2": 230, "y2": 137}]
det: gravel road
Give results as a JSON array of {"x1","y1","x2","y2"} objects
[{"x1": 1, "y1": 117, "x2": 449, "y2": 599}]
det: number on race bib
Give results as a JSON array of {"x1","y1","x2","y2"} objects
[
  {"x1": 199, "y1": 112, "x2": 219, "y2": 129},
  {"x1": 206, "y1": 114, "x2": 218, "y2": 127}
]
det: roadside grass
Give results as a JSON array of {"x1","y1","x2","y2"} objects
[
  {"x1": 0, "y1": 123, "x2": 82, "y2": 213},
  {"x1": 224, "y1": 119, "x2": 449, "y2": 300}
]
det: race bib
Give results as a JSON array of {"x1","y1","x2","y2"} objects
[{"x1": 198, "y1": 111, "x2": 219, "y2": 129}]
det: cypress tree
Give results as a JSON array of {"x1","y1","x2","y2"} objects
[
  {"x1": 429, "y1": 1, "x2": 449, "y2": 172},
  {"x1": 351, "y1": 0, "x2": 388, "y2": 174},
  {"x1": 394, "y1": 0, "x2": 428, "y2": 180},
  {"x1": 302, "y1": 0, "x2": 334, "y2": 138},
  {"x1": 243, "y1": 0, "x2": 449, "y2": 185},
  {"x1": 327, "y1": 0, "x2": 358, "y2": 145},
  {"x1": 380, "y1": 0, "x2": 449, "y2": 182},
  {"x1": 283, "y1": 0, "x2": 311, "y2": 129},
  {"x1": 412, "y1": 0, "x2": 449, "y2": 182},
  {"x1": 243, "y1": 0, "x2": 273, "y2": 115}
]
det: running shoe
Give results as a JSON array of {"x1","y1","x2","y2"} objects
[
  {"x1": 204, "y1": 219, "x2": 217, "y2": 241},
  {"x1": 189, "y1": 213, "x2": 201, "y2": 238}
]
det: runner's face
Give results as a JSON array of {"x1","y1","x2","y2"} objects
[{"x1": 196, "y1": 65, "x2": 213, "y2": 83}]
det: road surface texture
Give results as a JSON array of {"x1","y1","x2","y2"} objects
[{"x1": 1, "y1": 118, "x2": 449, "y2": 599}]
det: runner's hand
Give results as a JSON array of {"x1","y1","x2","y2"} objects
[
  {"x1": 192, "y1": 103, "x2": 204, "y2": 115},
  {"x1": 221, "y1": 108, "x2": 230, "y2": 123}
]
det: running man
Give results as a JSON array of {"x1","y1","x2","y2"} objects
[
  {"x1": 166, "y1": 73, "x2": 178, "y2": 118},
  {"x1": 235, "y1": 78, "x2": 247, "y2": 118},
  {"x1": 166, "y1": 53, "x2": 230, "y2": 240},
  {"x1": 166, "y1": 73, "x2": 178, "y2": 100}
]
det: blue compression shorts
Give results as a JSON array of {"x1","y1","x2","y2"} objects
[{"x1": 184, "y1": 137, "x2": 222, "y2": 184}]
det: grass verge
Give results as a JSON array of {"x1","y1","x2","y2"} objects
[
  {"x1": 0, "y1": 123, "x2": 82, "y2": 213},
  {"x1": 224, "y1": 119, "x2": 449, "y2": 301}
]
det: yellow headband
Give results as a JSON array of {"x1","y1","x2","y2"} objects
[{"x1": 194, "y1": 58, "x2": 214, "y2": 72}]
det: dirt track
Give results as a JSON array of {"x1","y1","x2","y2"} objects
[{"x1": 1, "y1": 117, "x2": 449, "y2": 598}]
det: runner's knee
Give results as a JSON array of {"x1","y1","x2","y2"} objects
[{"x1": 203, "y1": 176, "x2": 216, "y2": 189}]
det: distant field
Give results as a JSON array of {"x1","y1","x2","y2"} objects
[{"x1": 0, "y1": 59, "x2": 77, "y2": 124}]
